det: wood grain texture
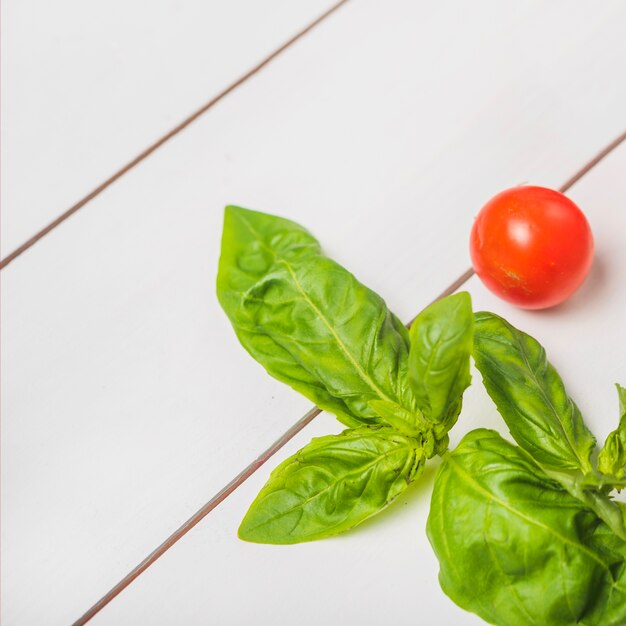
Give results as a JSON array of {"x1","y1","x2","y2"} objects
[
  {"x1": 3, "y1": 0, "x2": 626, "y2": 624},
  {"x1": 89, "y1": 138, "x2": 626, "y2": 626},
  {"x1": 0, "y1": 0, "x2": 340, "y2": 256}
]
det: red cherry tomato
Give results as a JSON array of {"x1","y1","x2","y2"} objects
[{"x1": 470, "y1": 186, "x2": 594, "y2": 309}]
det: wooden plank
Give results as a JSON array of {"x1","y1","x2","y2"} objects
[
  {"x1": 3, "y1": 0, "x2": 626, "y2": 623},
  {"x1": 89, "y1": 135, "x2": 626, "y2": 626},
  {"x1": 0, "y1": 0, "x2": 340, "y2": 255}
]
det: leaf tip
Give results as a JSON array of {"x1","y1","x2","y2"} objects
[
  {"x1": 237, "y1": 512, "x2": 263, "y2": 544},
  {"x1": 453, "y1": 290, "x2": 472, "y2": 306},
  {"x1": 237, "y1": 523, "x2": 255, "y2": 543},
  {"x1": 223, "y1": 204, "x2": 249, "y2": 225}
]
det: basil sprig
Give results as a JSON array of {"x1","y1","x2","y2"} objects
[
  {"x1": 217, "y1": 206, "x2": 473, "y2": 543},
  {"x1": 428, "y1": 314, "x2": 626, "y2": 626},
  {"x1": 218, "y1": 206, "x2": 626, "y2": 624}
]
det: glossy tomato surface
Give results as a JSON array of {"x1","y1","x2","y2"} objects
[{"x1": 470, "y1": 186, "x2": 594, "y2": 309}]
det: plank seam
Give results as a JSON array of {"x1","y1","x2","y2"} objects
[{"x1": 0, "y1": 0, "x2": 352, "y2": 270}]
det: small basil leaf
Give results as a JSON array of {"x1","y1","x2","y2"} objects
[
  {"x1": 598, "y1": 384, "x2": 626, "y2": 480},
  {"x1": 542, "y1": 465, "x2": 626, "y2": 541},
  {"x1": 408, "y1": 292, "x2": 473, "y2": 426},
  {"x1": 473, "y1": 311, "x2": 596, "y2": 473},
  {"x1": 427, "y1": 429, "x2": 626, "y2": 626},
  {"x1": 238, "y1": 427, "x2": 423, "y2": 544},
  {"x1": 367, "y1": 399, "x2": 424, "y2": 437},
  {"x1": 217, "y1": 206, "x2": 416, "y2": 428}
]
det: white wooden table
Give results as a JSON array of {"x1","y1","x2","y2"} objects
[{"x1": 2, "y1": 1, "x2": 625, "y2": 624}]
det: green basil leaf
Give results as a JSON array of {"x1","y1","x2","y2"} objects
[
  {"x1": 427, "y1": 429, "x2": 626, "y2": 626},
  {"x1": 473, "y1": 311, "x2": 596, "y2": 473},
  {"x1": 598, "y1": 384, "x2": 626, "y2": 480},
  {"x1": 239, "y1": 427, "x2": 423, "y2": 544},
  {"x1": 217, "y1": 206, "x2": 416, "y2": 428},
  {"x1": 408, "y1": 292, "x2": 473, "y2": 427},
  {"x1": 367, "y1": 399, "x2": 424, "y2": 437}
]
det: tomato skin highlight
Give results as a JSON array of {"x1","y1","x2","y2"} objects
[{"x1": 470, "y1": 186, "x2": 594, "y2": 309}]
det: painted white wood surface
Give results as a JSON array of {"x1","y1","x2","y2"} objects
[
  {"x1": 90, "y1": 136, "x2": 626, "y2": 626},
  {"x1": 3, "y1": 1, "x2": 626, "y2": 624},
  {"x1": 0, "y1": 0, "x2": 338, "y2": 255}
]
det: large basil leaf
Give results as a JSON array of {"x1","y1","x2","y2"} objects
[
  {"x1": 427, "y1": 429, "x2": 626, "y2": 626},
  {"x1": 217, "y1": 206, "x2": 417, "y2": 428},
  {"x1": 598, "y1": 384, "x2": 626, "y2": 480},
  {"x1": 239, "y1": 427, "x2": 423, "y2": 544},
  {"x1": 408, "y1": 292, "x2": 473, "y2": 430},
  {"x1": 473, "y1": 312, "x2": 596, "y2": 473}
]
